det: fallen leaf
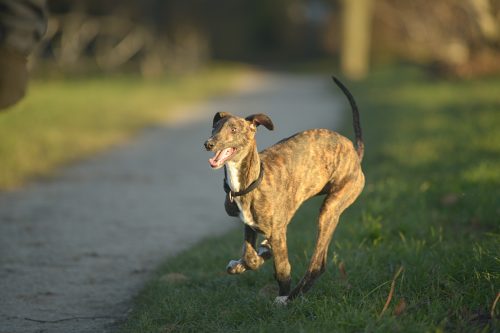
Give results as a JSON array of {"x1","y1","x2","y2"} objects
[
  {"x1": 393, "y1": 298, "x2": 407, "y2": 316},
  {"x1": 338, "y1": 261, "x2": 348, "y2": 280}
]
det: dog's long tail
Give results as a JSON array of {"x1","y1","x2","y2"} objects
[{"x1": 332, "y1": 76, "x2": 364, "y2": 161}]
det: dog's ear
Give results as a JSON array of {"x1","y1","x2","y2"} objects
[
  {"x1": 245, "y1": 113, "x2": 274, "y2": 131},
  {"x1": 212, "y1": 112, "x2": 231, "y2": 128}
]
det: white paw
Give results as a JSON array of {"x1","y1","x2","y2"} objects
[
  {"x1": 226, "y1": 259, "x2": 246, "y2": 274},
  {"x1": 274, "y1": 296, "x2": 289, "y2": 306}
]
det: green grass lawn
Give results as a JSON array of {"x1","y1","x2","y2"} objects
[
  {"x1": 0, "y1": 65, "x2": 249, "y2": 189},
  {"x1": 123, "y1": 67, "x2": 499, "y2": 333}
]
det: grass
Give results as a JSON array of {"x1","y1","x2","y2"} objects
[
  {"x1": 0, "y1": 64, "x2": 250, "y2": 189},
  {"x1": 122, "y1": 66, "x2": 500, "y2": 332}
]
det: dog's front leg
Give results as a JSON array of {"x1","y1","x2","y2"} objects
[{"x1": 227, "y1": 225, "x2": 265, "y2": 274}]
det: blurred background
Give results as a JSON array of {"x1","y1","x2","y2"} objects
[
  {"x1": 1, "y1": 2, "x2": 499, "y2": 331},
  {"x1": 1, "y1": 0, "x2": 499, "y2": 192},
  {"x1": 30, "y1": 0, "x2": 500, "y2": 79}
]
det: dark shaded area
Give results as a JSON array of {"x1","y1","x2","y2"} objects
[
  {"x1": 42, "y1": 0, "x2": 500, "y2": 77},
  {"x1": 45, "y1": 0, "x2": 333, "y2": 68}
]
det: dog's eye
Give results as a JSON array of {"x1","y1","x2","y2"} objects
[{"x1": 231, "y1": 127, "x2": 237, "y2": 133}]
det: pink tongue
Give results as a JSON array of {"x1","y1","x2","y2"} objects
[
  {"x1": 208, "y1": 156, "x2": 219, "y2": 168},
  {"x1": 208, "y1": 148, "x2": 233, "y2": 167}
]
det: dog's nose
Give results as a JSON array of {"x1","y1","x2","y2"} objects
[{"x1": 204, "y1": 140, "x2": 214, "y2": 151}]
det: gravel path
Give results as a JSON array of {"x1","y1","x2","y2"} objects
[{"x1": 0, "y1": 73, "x2": 343, "y2": 333}]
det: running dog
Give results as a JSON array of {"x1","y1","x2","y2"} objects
[{"x1": 204, "y1": 77, "x2": 364, "y2": 303}]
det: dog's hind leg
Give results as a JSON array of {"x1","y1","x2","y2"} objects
[
  {"x1": 271, "y1": 228, "x2": 292, "y2": 296},
  {"x1": 287, "y1": 173, "x2": 364, "y2": 300}
]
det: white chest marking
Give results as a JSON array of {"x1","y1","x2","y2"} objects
[
  {"x1": 226, "y1": 162, "x2": 241, "y2": 192},
  {"x1": 226, "y1": 162, "x2": 257, "y2": 228}
]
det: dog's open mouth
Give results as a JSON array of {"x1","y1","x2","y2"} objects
[{"x1": 209, "y1": 147, "x2": 237, "y2": 168}]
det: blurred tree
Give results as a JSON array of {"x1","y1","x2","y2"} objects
[
  {"x1": 340, "y1": 0, "x2": 373, "y2": 80},
  {"x1": 41, "y1": 0, "x2": 331, "y2": 74},
  {"x1": 373, "y1": 0, "x2": 500, "y2": 77},
  {"x1": 29, "y1": 0, "x2": 500, "y2": 78},
  {"x1": 40, "y1": 0, "x2": 211, "y2": 76}
]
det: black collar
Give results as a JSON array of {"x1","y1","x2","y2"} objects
[{"x1": 223, "y1": 163, "x2": 264, "y2": 201}]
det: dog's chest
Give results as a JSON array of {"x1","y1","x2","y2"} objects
[
  {"x1": 237, "y1": 202, "x2": 257, "y2": 228},
  {"x1": 226, "y1": 163, "x2": 258, "y2": 228}
]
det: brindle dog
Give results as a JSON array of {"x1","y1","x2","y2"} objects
[{"x1": 204, "y1": 77, "x2": 364, "y2": 303}]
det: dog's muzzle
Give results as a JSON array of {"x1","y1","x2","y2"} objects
[{"x1": 204, "y1": 139, "x2": 215, "y2": 151}]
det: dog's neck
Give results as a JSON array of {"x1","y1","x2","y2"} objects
[{"x1": 225, "y1": 142, "x2": 260, "y2": 193}]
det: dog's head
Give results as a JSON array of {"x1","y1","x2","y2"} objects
[{"x1": 204, "y1": 112, "x2": 274, "y2": 169}]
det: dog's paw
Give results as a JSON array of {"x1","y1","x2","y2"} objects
[
  {"x1": 274, "y1": 296, "x2": 289, "y2": 306},
  {"x1": 244, "y1": 254, "x2": 264, "y2": 270},
  {"x1": 226, "y1": 259, "x2": 246, "y2": 275}
]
